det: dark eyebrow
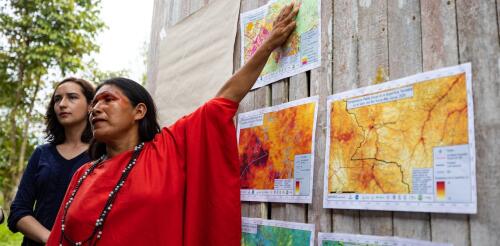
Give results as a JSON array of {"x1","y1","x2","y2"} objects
[
  {"x1": 91, "y1": 91, "x2": 117, "y2": 105},
  {"x1": 55, "y1": 92, "x2": 80, "y2": 97}
]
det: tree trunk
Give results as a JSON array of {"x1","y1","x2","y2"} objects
[{"x1": 4, "y1": 78, "x2": 41, "y2": 209}]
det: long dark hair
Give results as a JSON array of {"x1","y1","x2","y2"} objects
[
  {"x1": 89, "y1": 78, "x2": 161, "y2": 160},
  {"x1": 45, "y1": 77, "x2": 95, "y2": 145}
]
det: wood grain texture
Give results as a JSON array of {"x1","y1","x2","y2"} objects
[
  {"x1": 147, "y1": 1, "x2": 500, "y2": 244},
  {"x1": 269, "y1": 79, "x2": 289, "y2": 221},
  {"x1": 307, "y1": 0, "x2": 333, "y2": 238},
  {"x1": 421, "y1": 1, "x2": 470, "y2": 245},
  {"x1": 331, "y1": 0, "x2": 361, "y2": 234},
  {"x1": 357, "y1": 0, "x2": 392, "y2": 236},
  {"x1": 282, "y1": 72, "x2": 308, "y2": 223},
  {"x1": 238, "y1": 0, "x2": 262, "y2": 219},
  {"x1": 456, "y1": 0, "x2": 500, "y2": 245},
  {"x1": 388, "y1": 0, "x2": 430, "y2": 241}
]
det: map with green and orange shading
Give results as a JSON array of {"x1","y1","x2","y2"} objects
[
  {"x1": 240, "y1": 0, "x2": 321, "y2": 89},
  {"x1": 324, "y1": 64, "x2": 477, "y2": 213},
  {"x1": 238, "y1": 96, "x2": 318, "y2": 203},
  {"x1": 242, "y1": 218, "x2": 314, "y2": 246}
]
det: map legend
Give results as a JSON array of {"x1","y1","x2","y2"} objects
[{"x1": 436, "y1": 181, "x2": 446, "y2": 200}]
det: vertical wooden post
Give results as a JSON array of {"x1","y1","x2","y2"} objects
[
  {"x1": 239, "y1": 0, "x2": 261, "y2": 219},
  {"x1": 456, "y1": 1, "x2": 500, "y2": 245},
  {"x1": 270, "y1": 78, "x2": 289, "y2": 220},
  {"x1": 388, "y1": 0, "x2": 431, "y2": 240},
  {"x1": 308, "y1": 0, "x2": 334, "y2": 239},
  {"x1": 357, "y1": 0, "x2": 393, "y2": 236},
  {"x1": 285, "y1": 72, "x2": 308, "y2": 223},
  {"x1": 330, "y1": 0, "x2": 361, "y2": 234},
  {"x1": 421, "y1": 1, "x2": 470, "y2": 245}
]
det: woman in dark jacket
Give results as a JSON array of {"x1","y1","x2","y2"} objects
[{"x1": 8, "y1": 78, "x2": 95, "y2": 245}]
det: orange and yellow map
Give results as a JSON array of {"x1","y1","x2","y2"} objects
[
  {"x1": 327, "y1": 73, "x2": 468, "y2": 194},
  {"x1": 238, "y1": 97, "x2": 318, "y2": 203}
]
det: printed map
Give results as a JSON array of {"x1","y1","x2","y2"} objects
[
  {"x1": 242, "y1": 218, "x2": 314, "y2": 246},
  {"x1": 238, "y1": 97, "x2": 318, "y2": 203},
  {"x1": 324, "y1": 64, "x2": 476, "y2": 213},
  {"x1": 241, "y1": 0, "x2": 321, "y2": 89}
]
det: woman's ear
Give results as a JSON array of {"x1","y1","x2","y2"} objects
[{"x1": 134, "y1": 103, "x2": 147, "y2": 121}]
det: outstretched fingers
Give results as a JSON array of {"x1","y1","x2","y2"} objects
[
  {"x1": 282, "y1": 6, "x2": 299, "y2": 25},
  {"x1": 277, "y1": 2, "x2": 294, "y2": 23},
  {"x1": 283, "y1": 21, "x2": 296, "y2": 37}
]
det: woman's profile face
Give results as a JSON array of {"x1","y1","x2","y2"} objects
[
  {"x1": 90, "y1": 84, "x2": 138, "y2": 142},
  {"x1": 53, "y1": 82, "x2": 90, "y2": 127}
]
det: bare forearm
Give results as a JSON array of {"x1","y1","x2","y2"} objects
[
  {"x1": 16, "y1": 215, "x2": 50, "y2": 244},
  {"x1": 216, "y1": 42, "x2": 274, "y2": 102}
]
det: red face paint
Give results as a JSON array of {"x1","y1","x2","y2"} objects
[{"x1": 91, "y1": 85, "x2": 138, "y2": 143}]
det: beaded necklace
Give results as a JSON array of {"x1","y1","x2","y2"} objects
[{"x1": 58, "y1": 142, "x2": 145, "y2": 246}]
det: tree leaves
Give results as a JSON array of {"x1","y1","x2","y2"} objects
[{"x1": 0, "y1": 0, "x2": 106, "y2": 205}]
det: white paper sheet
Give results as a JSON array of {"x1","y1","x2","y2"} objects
[
  {"x1": 323, "y1": 63, "x2": 477, "y2": 214},
  {"x1": 238, "y1": 96, "x2": 319, "y2": 203},
  {"x1": 155, "y1": 0, "x2": 240, "y2": 125},
  {"x1": 242, "y1": 217, "x2": 315, "y2": 246},
  {"x1": 240, "y1": 0, "x2": 321, "y2": 89}
]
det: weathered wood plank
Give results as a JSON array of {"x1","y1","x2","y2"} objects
[
  {"x1": 149, "y1": 0, "x2": 500, "y2": 243},
  {"x1": 421, "y1": 1, "x2": 470, "y2": 245},
  {"x1": 388, "y1": 0, "x2": 423, "y2": 77},
  {"x1": 421, "y1": 0, "x2": 459, "y2": 70},
  {"x1": 357, "y1": 0, "x2": 389, "y2": 85},
  {"x1": 331, "y1": 0, "x2": 361, "y2": 234},
  {"x1": 289, "y1": 73, "x2": 309, "y2": 101},
  {"x1": 308, "y1": 0, "x2": 333, "y2": 237},
  {"x1": 456, "y1": 1, "x2": 500, "y2": 245},
  {"x1": 388, "y1": 0, "x2": 431, "y2": 241},
  {"x1": 282, "y1": 72, "x2": 309, "y2": 223},
  {"x1": 238, "y1": 88, "x2": 254, "y2": 218},
  {"x1": 251, "y1": 85, "x2": 271, "y2": 219},
  {"x1": 357, "y1": 0, "x2": 393, "y2": 236},
  {"x1": 250, "y1": 0, "x2": 272, "y2": 220},
  {"x1": 270, "y1": 79, "x2": 289, "y2": 220},
  {"x1": 238, "y1": 0, "x2": 262, "y2": 219}
]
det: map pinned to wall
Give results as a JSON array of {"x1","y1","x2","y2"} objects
[
  {"x1": 238, "y1": 96, "x2": 318, "y2": 203},
  {"x1": 240, "y1": 0, "x2": 321, "y2": 89},
  {"x1": 318, "y1": 232, "x2": 452, "y2": 246},
  {"x1": 242, "y1": 218, "x2": 315, "y2": 246},
  {"x1": 323, "y1": 63, "x2": 477, "y2": 213}
]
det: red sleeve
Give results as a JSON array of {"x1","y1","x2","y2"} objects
[
  {"x1": 170, "y1": 97, "x2": 241, "y2": 246},
  {"x1": 46, "y1": 164, "x2": 89, "y2": 246}
]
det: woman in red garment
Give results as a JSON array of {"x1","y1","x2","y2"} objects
[{"x1": 47, "y1": 3, "x2": 299, "y2": 246}]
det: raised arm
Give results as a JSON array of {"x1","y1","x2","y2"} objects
[{"x1": 216, "y1": 2, "x2": 300, "y2": 103}]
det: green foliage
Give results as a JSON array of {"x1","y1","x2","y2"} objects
[
  {"x1": 0, "y1": 0, "x2": 106, "y2": 207},
  {"x1": 0, "y1": 223, "x2": 23, "y2": 246},
  {"x1": 0, "y1": 194, "x2": 22, "y2": 245},
  {"x1": 0, "y1": 0, "x2": 105, "y2": 80},
  {"x1": 81, "y1": 59, "x2": 130, "y2": 85}
]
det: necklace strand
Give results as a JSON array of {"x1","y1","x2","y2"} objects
[{"x1": 58, "y1": 143, "x2": 144, "y2": 246}]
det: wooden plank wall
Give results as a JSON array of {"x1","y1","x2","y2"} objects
[{"x1": 147, "y1": 0, "x2": 500, "y2": 245}]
